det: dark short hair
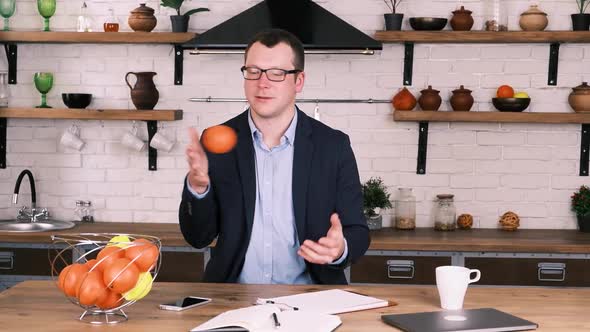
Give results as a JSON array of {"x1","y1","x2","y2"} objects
[{"x1": 244, "y1": 29, "x2": 305, "y2": 71}]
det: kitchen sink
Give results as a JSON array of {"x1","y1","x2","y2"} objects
[{"x1": 0, "y1": 220, "x2": 76, "y2": 232}]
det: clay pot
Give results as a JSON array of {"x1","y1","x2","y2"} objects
[
  {"x1": 418, "y1": 85, "x2": 442, "y2": 111},
  {"x1": 128, "y1": 3, "x2": 157, "y2": 32},
  {"x1": 568, "y1": 82, "x2": 590, "y2": 113},
  {"x1": 392, "y1": 87, "x2": 417, "y2": 110},
  {"x1": 519, "y1": 5, "x2": 548, "y2": 31},
  {"x1": 125, "y1": 72, "x2": 159, "y2": 110},
  {"x1": 450, "y1": 6, "x2": 474, "y2": 31},
  {"x1": 450, "y1": 85, "x2": 474, "y2": 111}
]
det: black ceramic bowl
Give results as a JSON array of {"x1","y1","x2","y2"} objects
[
  {"x1": 409, "y1": 17, "x2": 448, "y2": 31},
  {"x1": 492, "y1": 98, "x2": 531, "y2": 112},
  {"x1": 62, "y1": 93, "x2": 92, "y2": 109}
]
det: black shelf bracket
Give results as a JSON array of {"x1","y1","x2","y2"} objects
[
  {"x1": 174, "y1": 45, "x2": 184, "y2": 85},
  {"x1": 4, "y1": 43, "x2": 17, "y2": 84},
  {"x1": 403, "y1": 42, "x2": 414, "y2": 86},
  {"x1": 417, "y1": 121, "x2": 429, "y2": 174},
  {"x1": 0, "y1": 118, "x2": 6, "y2": 168},
  {"x1": 146, "y1": 120, "x2": 158, "y2": 171},
  {"x1": 580, "y1": 124, "x2": 590, "y2": 176},
  {"x1": 548, "y1": 43, "x2": 560, "y2": 86}
]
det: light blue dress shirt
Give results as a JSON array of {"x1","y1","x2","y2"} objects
[{"x1": 187, "y1": 109, "x2": 348, "y2": 284}]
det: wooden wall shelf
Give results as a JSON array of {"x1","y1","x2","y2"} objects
[
  {"x1": 0, "y1": 31, "x2": 198, "y2": 85},
  {"x1": 374, "y1": 30, "x2": 585, "y2": 86},
  {"x1": 0, "y1": 108, "x2": 183, "y2": 121},
  {"x1": 393, "y1": 111, "x2": 590, "y2": 177},
  {"x1": 0, "y1": 31, "x2": 196, "y2": 44},
  {"x1": 394, "y1": 111, "x2": 590, "y2": 124},
  {"x1": 374, "y1": 31, "x2": 590, "y2": 43},
  {"x1": 0, "y1": 108, "x2": 184, "y2": 171}
]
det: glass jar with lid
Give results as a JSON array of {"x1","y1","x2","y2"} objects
[
  {"x1": 0, "y1": 72, "x2": 8, "y2": 108},
  {"x1": 434, "y1": 194, "x2": 456, "y2": 231},
  {"x1": 103, "y1": 7, "x2": 119, "y2": 32},
  {"x1": 483, "y1": 0, "x2": 507, "y2": 31},
  {"x1": 395, "y1": 188, "x2": 416, "y2": 230}
]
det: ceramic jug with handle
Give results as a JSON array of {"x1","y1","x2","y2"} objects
[{"x1": 125, "y1": 71, "x2": 159, "y2": 110}]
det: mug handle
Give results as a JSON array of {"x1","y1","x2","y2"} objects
[
  {"x1": 469, "y1": 269, "x2": 481, "y2": 283},
  {"x1": 125, "y1": 72, "x2": 136, "y2": 90}
]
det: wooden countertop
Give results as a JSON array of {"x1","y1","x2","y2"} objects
[
  {"x1": 0, "y1": 281, "x2": 588, "y2": 331},
  {"x1": 1, "y1": 222, "x2": 590, "y2": 253}
]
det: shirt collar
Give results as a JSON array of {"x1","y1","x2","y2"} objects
[{"x1": 247, "y1": 108, "x2": 298, "y2": 146}]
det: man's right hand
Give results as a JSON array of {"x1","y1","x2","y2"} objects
[{"x1": 186, "y1": 127, "x2": 210, "y2": 194}]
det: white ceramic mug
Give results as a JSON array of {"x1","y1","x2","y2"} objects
[
  {"x1": 149, "y1": 131, "x2": 175, "y2": 152},
  {"x1": 121, "y1": 127, "x2": 146, "y2": 151},
  {"x1": 60, "y1": 124, "x2": 85, "y2": 151},
  {"x1": 436, "y1": 266, "x2": 481, "y2": 310}
]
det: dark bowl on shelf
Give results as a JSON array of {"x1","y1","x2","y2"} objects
[
  {"x1": 492, "y1": 98, "x2": 531, "y2": 112},
  {"x1": 409, "y1": 17, "x2": 448, "y2": 31},
  {"x1": 62, "y1": 93, "x2": 92, "y2": 109}
]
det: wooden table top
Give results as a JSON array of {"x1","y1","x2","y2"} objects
[
  {"x1": 0, "y1": 281, "x2": 588, "y2": 331},
  {"x1": 1, "y1": 222, "x2": 590, "y2": 253}
]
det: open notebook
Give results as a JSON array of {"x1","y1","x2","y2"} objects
[
  {"x1": 257, "y1": 289, "x2": 392, "y2": 315},
  {"x1": 190, "y1": 304, "x2": 341, "y2": 332}
]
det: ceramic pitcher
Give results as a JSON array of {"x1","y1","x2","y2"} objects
[{"x1": 125, "y1": 71, "x2": 159, "y2": 110}]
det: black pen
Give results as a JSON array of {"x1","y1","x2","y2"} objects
[{"x1": 272, "y1": 312, "x2": 281, "y2": 328}]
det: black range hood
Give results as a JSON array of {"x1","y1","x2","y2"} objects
[{"x1": 184, "y1": 0, "x2": 382, "y2": 53}]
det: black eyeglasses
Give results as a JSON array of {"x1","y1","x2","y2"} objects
[{"x1": 241, "y1": 66, "x2": 302, "y2": 82}]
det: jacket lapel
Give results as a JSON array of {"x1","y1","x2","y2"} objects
[
  {"x1": 235, "y1": 112, "x2": 257, "y2": 237},
  {"x1": 292, "y1": 109, "x2": 313, "y2": 240}
]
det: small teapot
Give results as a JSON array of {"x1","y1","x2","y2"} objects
[
  {"x1": 418, "y1": 85, "x2": 442, "y2": 111},
  {"x1": 450, "y1": 6, "x2": 474, "y2": 31},
  {"x1": 568, "y1": 82, "x2": 590, "y2": 113},
  {"x1": 128, "y1": 3, "x2": 157, "y2": 32},
  {"x1": 450, "y1": 85, "x2": 474, "y2": 111}
]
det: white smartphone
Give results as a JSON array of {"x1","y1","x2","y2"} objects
[{"x1": 159, "y1": 296, "x2": 212, "y2": 311}]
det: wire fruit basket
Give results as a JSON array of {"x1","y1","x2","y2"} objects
[{"x1": 49, "y1": 233, "x2": 162, "y2": 324}]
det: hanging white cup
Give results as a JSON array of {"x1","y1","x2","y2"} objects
[
  {"x1": 149, "y1": 131, "x2": 175, "y2": 152},
  {"x1": 121, "y1": 126, "x2": 146, "y2": 151},
  {"x1": 436, "y1": 266, "x2": 481, "y2": 310},
  {"x1": 60, "y1": 124, "x2": 85, "y2": 151}
]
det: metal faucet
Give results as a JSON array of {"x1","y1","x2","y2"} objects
[{"x1": 12, "y1": 169, "x2": 48, "y2": 222}]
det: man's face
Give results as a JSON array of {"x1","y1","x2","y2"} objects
[{"x1": 243, "y1": 42, "x2": 304, "y2": 120}]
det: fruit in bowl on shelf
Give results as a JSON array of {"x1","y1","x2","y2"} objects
[
  {"x1": 50, "y1": 234, "x2": 162, "y2": 324},
  {"x1": 514, "y1": 92, "x2": 529, "y2": 98},
  {"x1": 496, "y1": 85, "x2": 515, "y2": 98},
  {"x1": 492, "y1": 97, "x2": 531, "y2": 112}
]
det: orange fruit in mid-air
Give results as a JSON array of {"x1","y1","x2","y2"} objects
[
  {"x1": 96, "y1": 290, "x2": 123, "y2": 310},
  {"x1": 201, "y1": 125, "x2": 238, "y2": 154},
  {"x1": 95, "y1": 246, "x2": 125, "y2": 272},
  {"x1": 496, "y1": 85, "x2": 515, "y2": 98},
  {"x1": 103, "y1": 258, "x2": 140, "y2": 294},
  {"x1": 124, "y1": 238, "x2": 159, "y2": 272},
  {"x1": 77, "y1": 270, "x2": 108, "y2": 306},
  {"x1": 60, "y1": 263, "x2": 90, "y2": 297}
]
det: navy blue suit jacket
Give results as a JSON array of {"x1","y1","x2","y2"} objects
[{"x1": 179, "y1": 109, "x2": 370, "y2": 284}]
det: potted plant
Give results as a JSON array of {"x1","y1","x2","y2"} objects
[
  {"x1": 572, "y1": 0, "x2": 590, "y2": 31},
  {"x1": 362, "y1": 177, "x2": 393, "y2": 230},
  {"x1": 160, "y1": 0, "x2": 210, "y2": 33},
  {"x1": 571, "y1": 185, "x2": 590, "y2": 232},
  {"x1": 382, "y1": 0, "x2": 403, "y2": 31}
]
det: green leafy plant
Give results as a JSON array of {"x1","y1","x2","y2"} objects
[
  {"x1": 382, "y1": 0, "x2": 403, "y2": 14},
  {"x1": 362, "y1": 177, "x2": 393, "y2": 217},
  {"x1": 160, "y1": 0, "x2": 210, "y2": 16},
  {"x1": 577, "y1": 0, "x2": 590, "y2": 14},
  {"x1": 572, "y1": 185, "x2": 590, "y2": 216}
]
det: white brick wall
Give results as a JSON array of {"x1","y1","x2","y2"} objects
[{"x1": 0, "y1": 0, "x2": 588, "y2": 230}]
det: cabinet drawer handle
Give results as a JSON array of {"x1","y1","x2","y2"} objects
[
  {"x1": 0, "y1": 252, "x2": 14, "y2": 270},
  {"x1": 386, "y1": 260, "x2": 414, "y2": 279},
  {"x1": 538, "y1": 262, "x2": 565, "y2": 282}
]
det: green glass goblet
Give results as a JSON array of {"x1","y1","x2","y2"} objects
[
  {"x1": 0, "y1": 0, "x2": 16, "y2": 31},
  {"x1": 34, "y1": 72, "x2": 53, "y2": 108},
  {"x1": 37, "y1": 0, "x2": 56, "y2": 32}
]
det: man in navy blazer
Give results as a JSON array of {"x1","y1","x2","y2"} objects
[{"x1": 179, "y1": 29, "x2": 369, "y2": 284}]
